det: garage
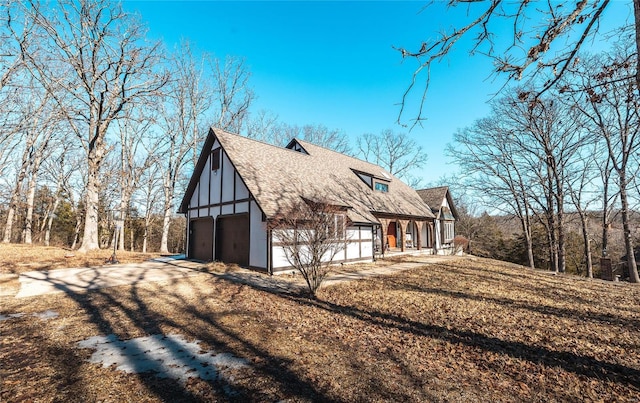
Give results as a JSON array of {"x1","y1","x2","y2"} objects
[
  {"x1": 215, "y1": 214, "x2": 249, "y2": 266},
  {"x1": 189, "y1": 217, "x2": 214, "y2": 261}
]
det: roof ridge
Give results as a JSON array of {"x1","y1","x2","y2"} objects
[
  {"x1": 417, "y1": 186, "x2": 448, "y2": 192},
  {"x1": 294, "y1": 138, "x2": 392, "y2": 174},
  {"x1": 213, "y1": 127, "x2": 311, "y2": 156}
]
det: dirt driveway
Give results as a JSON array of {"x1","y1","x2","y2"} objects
[
  {"x1": 12, "y1": 257, "x2": 207, "y2": 298},
  {"x1": 8, "y1": 254, "x2": 461, "y2": 299}
]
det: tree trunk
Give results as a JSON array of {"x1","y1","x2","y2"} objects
[
  {"x1": 3, "y1": 208, "x2": 16, "y2": 244},
  {"x1": 159, "y1": 177, "x2": 173, "y2": 254},
  {"x1": 3, "y1": 144, "x2": 32, "y2": 243},
  {"x1": 545, "y1": 212, "x2": 558, "y2": 273},
  {"x1": 71, "y1": 210, "x2": 82, "y2": 250},
  {"x1": 44, "y1": 196, "x2": 60, "y2": 247},
  {"x1": 142, "y1": 227, "x2": 148, "y2": 253},
  {"x1": 619, "y1": 174, "x2": 640, "y2": 283},
  {"x1": 23, "y1": 171, "x2": 37, "y2": 244},
  {"x1": 634, "y1": 0, "x2": 640, "y2": 95},
  {"x1": 601, "y1": 167, "x2": 611, "y2": 256},
  {"x1": 117, "y1": 196, "x2": 129, "y2": 251},
  {"x1": 556, "y1": 203, "x2": 566, "y2": 273},
  {"x1": 578, "y1": 211, "x2": 593, "y2": 278},
  {"x1": 23, "y1": 149, "x2": 45, "y2": 245},
  {"x1": 518, "y1": 214, "x2": 535, "y2": 269},
  {"x1": 160, "y1": 204, "x2": 172, "y2": 254},
  {"x1": 78, "y1": 154, "x2": 101, "y2": 251}
]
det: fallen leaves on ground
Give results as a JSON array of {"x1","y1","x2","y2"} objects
[
  {"x1": 1, "y1": 254, "x2": 639, "y2": 402},
  {"x1": 0, "y1": 244, "x2": 161, "y2": 275}
]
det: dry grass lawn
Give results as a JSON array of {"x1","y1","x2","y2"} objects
[
  {"x1": 0, "y1": 244, "x2": 161, "y2": 275},
  {"x1": 1, "y1": 252, "x2": 639, "y2": 402}
]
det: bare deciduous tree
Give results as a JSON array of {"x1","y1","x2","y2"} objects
[
  {"x1": 269, "y1": 199, "x2": 349, "y2": 298},
  {"x1": 396, "y1": 0, "x2": 635, "y2": 126},
  {"x1": 449, "y1": 113, "x2": 536, "y2": 269},
  {"x1": 211, "y1": 56, "x2": 254, "y2": 135},
  {"x1": 244, "y1": 117, "x2": 352, "y2": 154},
  {"x1": 115, "y1": 106, "x2": 156, "y2": 251},
  {"x1": 567, "y1": 45, "x2": 640, "y2": 283},
  {"x1": 3, "y1": 84, "x2": 58, "y2": 243},
  {"x1": 566, "y1": 144, "x2": 599, "y2": 278},
  {"x1": 22, "y1": 0, "x2": 167, "y2": 251},
  {"x1": 156, "y1": 44, "x2": 214, "y2": 254},
  {"x1": 357, "y1": 129, "x2": 428, "y2": 186}
]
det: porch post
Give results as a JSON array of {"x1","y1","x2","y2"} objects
[
  {"x1": 416, "y1": 221, "x2": 424, "y2": 251},
  {"x1": 398, "y1": 219, "x2": 408, "y2": 252},
  {"x1": 430, "y1": 222, "x2": 436, "y2": 251},
  {"x1": 378, "y1": 218, "x2": 389, "y2": 255}
]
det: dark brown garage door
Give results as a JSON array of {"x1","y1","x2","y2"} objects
[
  {"x1": 189, "y1": 217, "x2": 214, "y2": 261},
  {"x1": 215, "y1": 214, "x2": 249, "y2": 266}
]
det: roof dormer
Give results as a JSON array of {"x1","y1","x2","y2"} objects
[
  {"x1": 285, "y1": 139, "x2": 309, "y2": 155},
  {"x1": 352, "y1": 169, "x2": 390, "y2": 192}
]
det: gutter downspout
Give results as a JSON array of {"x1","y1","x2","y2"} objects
[
  {"x1": 267, "y1": 228, "x2": 273, "y2": 275},
  {"x1": 372, "y1": 224, "x2": 377, "y2": 262}
]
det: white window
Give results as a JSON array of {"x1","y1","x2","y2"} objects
[
  {"x1": 374, "y1": 181, "x2": 389, "y2": 192},
  {"x1": 443, "y1": 221, "x2": 454, "y2": 243},
  {"x1": 327, "y1": 214, "x2": 346, "y2": 239}
]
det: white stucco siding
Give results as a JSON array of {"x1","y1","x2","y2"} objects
[
  {"x1": 360, "y1": 227, "x2": 372, "y2": 240},
  {"x1": 360, "y1": 226, "x2": 374, "y2": 259},
  {"x1": 361, "y1": 239, "x2": 373, "y2": 258},
  {"x1": 190, "y1": 183, "x2": 200, "y2": 208},
  {"x1": 272, "y1": 224, "x2": 375, "y2": 271},
  {"x1": 442, "y1": 196, "x2": 451, "y2": 209},
  {"x1": 210, "y1": 206, "x2": 221, "y2": 219},
  {"x1": 272, "y1": 245, "x2": 291, "y2": 269},
  {"x1": 346, "y1": 240, "x2": 360, "y2": 260},
  {"x1": 249, "y1": 201, "x2": 267, "y2": 269},
  {"x1": 209, "y1": 169, "x2": 222, "y2": 206},
  {"x1": 271, "y1": 229, "x2": 294, "y2": 243},
  {"x1": 198, "y1": 160, "x2": 210, "y2": 206},
  {"x1": 346, "y1": 226, "x2": 361, "y2": 260},
  {"x1": 346, "y1": 228, "x2": 359, "y2": 240},
  {"x1": 221, "y1": 204, "x2": 234, "y2": 215},
  {"x1": 235, "y1": 201, "x2": 249, "y2": 213},
  {"x1": 221, "y1": 152, "x2": 235, "y2": 203},
  {"x1": 235, "y1": 172, "x2": 249, "y2": 200}
]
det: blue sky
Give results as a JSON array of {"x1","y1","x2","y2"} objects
[{"x1": 125, "y1": 0, "x2": 634, "y2": 187}]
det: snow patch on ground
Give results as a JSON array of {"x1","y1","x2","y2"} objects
[
  {"x1": 77, "y1": 333, "x2": 248, "y2": 384},
  {"x1": 0, "y1": 310, "x2": 58, "y2": 321},
  {"x1": 0, "y1": 313, "x2": 25, "y2": 321},
  {"x1": 33, "y1": 309, "x2": 59, "y2": 320}
]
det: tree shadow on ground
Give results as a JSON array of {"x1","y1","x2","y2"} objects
[
  {"x1": 381, "y1": 273, "x2": 640, "y2": 331},
  {"x1": 16, "y1": 268, "x2": 334, "y2": 402},
  {"x1": 209, "y1": 270, "x2": 640, "y2": 391}
]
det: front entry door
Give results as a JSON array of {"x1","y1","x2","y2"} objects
[{"x1": 387, "y1": 222, "x2": 397, "y2": 248}]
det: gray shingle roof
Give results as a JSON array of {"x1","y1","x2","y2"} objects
[
  {"x1": 416, "y1": 186, "x2": 457, "y2": 220},
  {"x1": 180, "y1": 128, "x2": 435, "y2": 223}
]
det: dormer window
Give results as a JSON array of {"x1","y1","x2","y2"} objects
[
  {"x1": 374, "y1": 181, "x2": 389, "y2": 192},
  {"x1": 353, "y1": 168, "x2": 390, "y2": 192}
]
